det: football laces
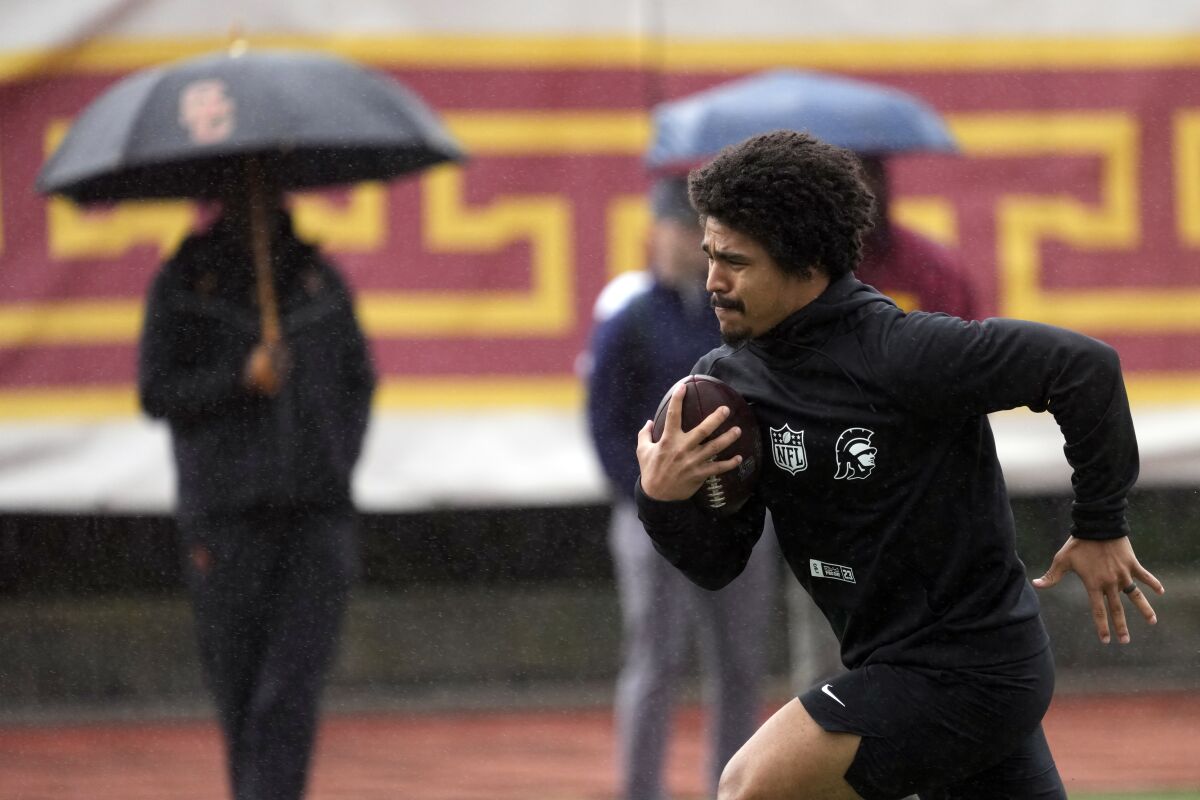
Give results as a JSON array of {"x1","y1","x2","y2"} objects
[{"x1": 702, "y1": 474, "x2": 726, "y2": 508}]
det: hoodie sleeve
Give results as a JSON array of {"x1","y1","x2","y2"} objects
[
  {"x1": 880, "y1": 313, "x2": 1138, "y2": 539},
  {"x1": 318, "y1": 258, "x2": 376, "y2": 463},
  {"x1": 138, "y1": 257, "x2": 253, "y2": 423},
  {"x1": 635, "y1": 479, "x2": 767, "y2": 590},
  {"x1": 586, "y1": 308, "x2": 651, "y2": 499}
]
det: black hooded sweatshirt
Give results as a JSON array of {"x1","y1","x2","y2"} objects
[
  {"x1": 139, "y1": 213, "x2": 376, "y2": 520},
  {"x1": 636, "y1": 274, "x2": 1138, "y2": 671}
]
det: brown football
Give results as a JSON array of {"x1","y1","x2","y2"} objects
[{"x1": 651, "y1": 374, "x2": 761, "y2": 516}]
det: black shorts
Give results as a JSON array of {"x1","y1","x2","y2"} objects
[{"x1": 799, "y1": 647, "x2": 1065, "y2": 800}]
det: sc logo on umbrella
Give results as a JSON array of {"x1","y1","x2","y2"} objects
[{"x1": 179, "y1": 79, "x2": 236, "y2": 145}]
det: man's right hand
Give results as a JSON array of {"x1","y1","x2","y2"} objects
[
  {"x1": 243, "y1": 341, "x2": 290, "y2": 396},
  {"x1": 636, "y1": 381, "x2": 744, "y2": 501}
]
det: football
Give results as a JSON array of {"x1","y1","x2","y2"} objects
[{"x1": 651, "y1": 374, "x2": 761, "y2": 516}]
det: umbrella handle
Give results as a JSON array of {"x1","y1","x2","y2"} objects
[
  {"x1": 244, "y1": 157, "x2": 283, "y2": 397},
  {"x1": 247, "y1": 157, "x2": 282, "y2": 345}
]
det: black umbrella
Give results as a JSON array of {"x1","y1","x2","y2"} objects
[
  {"x1": 37, "y1": 47, "x2": 465, "y2": 385},
  {"x1": 37, "y1": 47, "x2": 465, "y2": 202}
]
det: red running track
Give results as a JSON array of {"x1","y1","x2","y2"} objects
[{"x1": 0, "y1": 691, "x2": 1197, "y2": 799}]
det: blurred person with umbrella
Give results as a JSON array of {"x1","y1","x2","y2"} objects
[
  {"x1": 39, "y1": 46, "x2": 463, "y2": 800},
  {"x1": 648, "y1": 69, "x2": 977, "y2": 693}
]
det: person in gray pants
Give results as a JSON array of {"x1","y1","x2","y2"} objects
[
  {"x1": 608, "y1": 502, "x2": 776, "y2": 800},
  {"x1": 586, "y1": 177, "x2": 777, "y2": 800}
]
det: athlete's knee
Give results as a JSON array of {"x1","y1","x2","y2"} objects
[
  {"x1": 716, "y1": 761, "x2": 746, "y2": 800},
  {"x1": 716, "y1": 747, "x2": 762, "y2": 800}
]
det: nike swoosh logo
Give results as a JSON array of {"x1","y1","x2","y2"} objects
[{"x1": 821, "y1": 683, "x2": 846, "y2": 708}]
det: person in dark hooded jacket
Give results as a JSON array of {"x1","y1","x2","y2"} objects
[
  {"x1": 635, "y1": 130, "x2": 1163, "y2": 800},
  {"x1": 139, "y1": 181, "x2": 374, "y2": 800}
]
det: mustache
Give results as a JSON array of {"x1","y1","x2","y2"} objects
[{"x1": 710, "y1": 294, "x2": 744, "y2": 312}]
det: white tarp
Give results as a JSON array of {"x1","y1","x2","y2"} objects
[
  {"x1": 7, "y1": 0, "x2": 1199, "y2": 45},
  {"x1": 0, "y1": 407, "x2": 1198, "y2": 513}
]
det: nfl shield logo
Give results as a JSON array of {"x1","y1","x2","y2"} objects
[{"x1": 769, "y1": 424, "x2": 808, "y2": 475}]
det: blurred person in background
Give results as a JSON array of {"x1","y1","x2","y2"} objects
[
  {"x1": 586, "y1": 176, "x2": 776, "y2": 800},
  {"x1": 138, "y1": 173, "x2": 375, "y2": 800},
  {"x1": 855, "y1": 155, "x2": 975, "y2": 320}
]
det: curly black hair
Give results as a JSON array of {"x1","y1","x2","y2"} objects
[{"x1": 688, "y1": 130, "x2": 875, "y2": 280}]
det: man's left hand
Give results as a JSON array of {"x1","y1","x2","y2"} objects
[{"x1": 1032, "y1": 535, "x2": 1164, "y2": 644}]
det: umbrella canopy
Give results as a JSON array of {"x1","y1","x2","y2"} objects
[
  {"x1": 37, "y1": 48, "x2": 465, "y2": 203},
  {"x1": 646, "y1": 69, "x2": 956, "y2": 172}
]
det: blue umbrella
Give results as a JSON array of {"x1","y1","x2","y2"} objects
[{"x1": 646, "y1": 69, "x2": 956, "y2": 172}]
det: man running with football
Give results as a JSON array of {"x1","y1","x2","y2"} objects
[{"x1": 635, "y1": 130, "x2": 1163, "y2": 800}]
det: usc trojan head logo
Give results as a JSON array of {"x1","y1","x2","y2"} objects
[{"x1": 833, "y1": 427, "x2": 876, "y2": 480}]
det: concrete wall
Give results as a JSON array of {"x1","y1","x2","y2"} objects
[{"x1": 1, "y1": 572, "x2": 1196, "y2": 717}]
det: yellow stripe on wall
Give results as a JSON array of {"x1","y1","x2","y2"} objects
[
  {"x1": 6, "y1": 32, "x2": 1200, "y2": 82},
  {"x1": 374, "y1": 376, "x2": 582, "y2": 409},
  {"x1": 663, "y1": 35, "x2": 1200, "y2": 72},
  {"x1": 0, "y1": 372, "x2": 1194, "y2": 420},
  {"x1": 0, "y1": 386, "x2": 141, "y2": 419},
  {"x1": 0, "y1": 376, "x2": 584, "y2": 420}
]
